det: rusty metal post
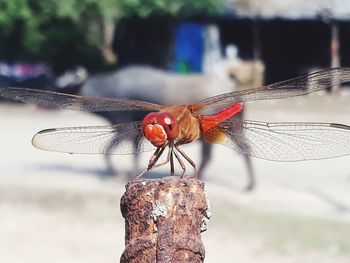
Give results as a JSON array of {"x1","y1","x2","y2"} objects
[{"x1": 120, "y1": 177, "x2": 211, "y2": 263}]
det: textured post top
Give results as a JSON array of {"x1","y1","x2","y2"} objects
[{"x1": 120, "y1": 177, "x2": 210, "y2": 263}]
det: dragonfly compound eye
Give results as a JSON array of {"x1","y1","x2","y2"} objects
[
  {"x1": 141, "y1": 112, "x2": 179, "y2": 146},
  {"x1": 142, "y1": 112, "x2": 168, "y2": 147},
  {"x1": 160, "y1": 113, "x2": 179, "y2": 139},
  {"x1": 164, "y1": 116, "x2": 173, "y2": 129}
]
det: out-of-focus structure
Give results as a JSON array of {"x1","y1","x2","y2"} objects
[
  {"x1": 2, "y1": 0, "x2": 350, "y2": 88},
  {"x1": 113, "y1": 0, "x2": 350, "y2": 88},
  {"x1": 222, "y1": 0, "x2": 350, "y2": 86}
]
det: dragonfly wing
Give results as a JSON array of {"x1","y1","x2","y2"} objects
[
  {"x1": 32, "y1": 121, "x2": 155, "y2": 155},
  {"x1": 203, "y1": 120, "x2": 350, "y2": 161},
  {"x1": 193, "y1": 68, "x2": 350, "y2": 110},
  {"x1": 0, "y1": 87, "x2": 164, "y2": 112}
]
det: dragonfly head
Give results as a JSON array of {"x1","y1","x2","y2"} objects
[{"x1": 142, "y1": 112, "x2": 179, "y2": 147}]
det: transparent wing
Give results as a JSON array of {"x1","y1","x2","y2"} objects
[
  {"x1": 32, "y1": 121, "x2": 155, "y2": 155},
  {"x1": 192, "y1": 68, "x2": 350, "y2": 111},
  {"x1": 203, "y1": 120, "x2": 350, "y2": 161},
  {"x1": 0, "y1": 87, "x2": 164, "y2": 112}
]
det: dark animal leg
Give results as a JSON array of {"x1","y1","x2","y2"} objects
[
  {"x1": 243, "y1": 154, "x2": 255, "y2": 191},
  {"x1": 234, "y1": 140, "x2": 256, "y2": 191},
  {"x1": 104, "y1": 140, "x2": 119, "y2": 176},
  {"x1": 175, "y1": 145, "x2": 198, "y2": 178},
  {"x1": 128, "y1": 136, "x2": 141, "y2": 180},
  {"x1": 104, "y1": 154, "x2": 116, "y2": 176},
  {"x1": 197, "y1": 140, "x2": 212, "y2": 180},
  {"x1": 233, "y1": 110, "x2": 256, "y2": 191}
]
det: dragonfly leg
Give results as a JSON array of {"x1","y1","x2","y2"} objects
[
  {"x1": 152, "y1": 146, "x2": 173, "y2": 169},
  {"x1": 175, "y1": 145, "x2": 198, "y2": 178},
  {"x1": 170, "y1": 147, "x2": 175, "y2": 176},
  {"x1": 148, "y1": 147, "x2": 163, "y2": 167},
  {"x1": 173, "y1": 149, "x2": 186, "y2": 178},
  {"x1": 133, "y1": 147, "x2": 165, "y2": 181}
]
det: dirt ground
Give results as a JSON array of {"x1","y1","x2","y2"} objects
[{"x1": 1, "y1": 92, "x2": 350, "y2": 263}]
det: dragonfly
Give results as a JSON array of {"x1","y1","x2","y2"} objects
[{"x1": 1, "y1": 67, "x2": 350, "y2": 180}]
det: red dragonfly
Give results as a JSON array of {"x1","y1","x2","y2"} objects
[{"x1": 1, "y1": 68, "x2": 350, "y2": 179}]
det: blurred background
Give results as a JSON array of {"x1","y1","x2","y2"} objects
[{"x1": 1, "y1": 0, "x2": 350, "y2": 262}]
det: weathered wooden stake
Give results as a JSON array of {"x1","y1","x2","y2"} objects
[{"x1": 120, "y1": 177, "x2": 210, "y2": 263}]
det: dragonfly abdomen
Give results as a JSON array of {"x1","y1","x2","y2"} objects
[{"x1": 200, "y1": 102, "x2": 243, "y2": 133}]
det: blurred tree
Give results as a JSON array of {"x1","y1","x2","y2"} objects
[
  {"x1": 118, "y1": 0, "x2": 224, "y2": 18},
  {"x1": 0, "y1": 0, "x2": 118, "y2": 72},
  {"x1": 0, "y1": 0, "x2": 224, "y2": 73}
]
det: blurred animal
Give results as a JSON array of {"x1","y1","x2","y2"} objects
[{"x1": 80, "y1": 64, "x2": 261, "y2": 190}]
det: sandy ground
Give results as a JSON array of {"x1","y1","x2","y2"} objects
[{"x1": 1, "y1": 92, "x2": 350, "y2": 263}]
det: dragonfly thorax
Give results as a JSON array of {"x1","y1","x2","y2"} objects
[{"x1": 141, "y1": 112, "x2": 179, "y2": 147}]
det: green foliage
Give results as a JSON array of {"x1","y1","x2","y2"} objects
[
  {"x1": 117, "y1": 0, "x2": 224, "y2": 18},
  {"x1": 0, "y1": 0, "x2": 115, "y2": 70},
  {"x1": 0, "y1": 0, "x2": 225, "y2": 72}
]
